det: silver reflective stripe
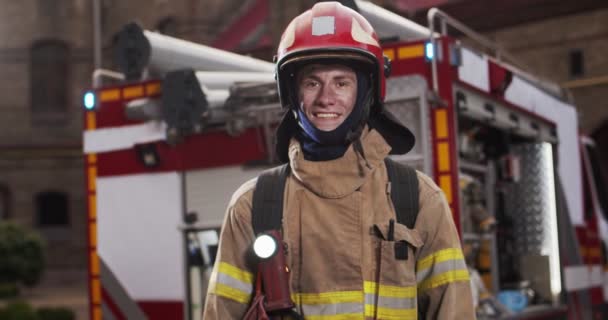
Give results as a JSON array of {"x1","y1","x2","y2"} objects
[
  {"x1": 301, "y1": 302, "x2": 364, "y2": 316},
  {"x1": 216, "y1": 272, "x2": 253, "y2": 294},
  {"x1": 416, "y1": 257, "x2": 467, "y2": 283},
  {"x1": 100, "y1": 258, "x2": 148, "y2": 320},
  {"x1": 365, "y1": 294, "x2": 416, "y2": 309}
]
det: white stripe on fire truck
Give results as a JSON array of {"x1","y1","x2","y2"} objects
[
  {"x1": 590, "y1": 264, "x2": 603, "y2": 287},
  {"x1": 100, "y1": 258, "x2": 148, "y2": 319},
  {"x1": 564, "y1": 265, "x2": 591, "y2": 291},
  {"x1": 564, "y1": 264, "x2": 605, "y2": 291},
  {"x1": 83, "y1": 122, "x2": 167, "y2": 154}
]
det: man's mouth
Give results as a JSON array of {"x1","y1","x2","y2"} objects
[{"x1": 313, "y1": 112, "x2": 340, "y2": 119}]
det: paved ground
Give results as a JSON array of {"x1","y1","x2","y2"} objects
[{"x1": 1, "y1": 269, "x2": 89, "y2": 319}]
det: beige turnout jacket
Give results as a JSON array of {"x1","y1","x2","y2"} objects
[{"x1": 204, "y1": 129, "x2": 475, "y2": 319}]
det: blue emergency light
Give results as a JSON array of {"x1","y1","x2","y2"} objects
[
  {"x1": 425, "y1": 42, "x2": 435, "y2": 61},
  {"x1": 84, "y1": 91, "x2": 96, "y2": 110}
]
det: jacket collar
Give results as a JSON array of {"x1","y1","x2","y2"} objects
[{"x1": 288, "y1": 128, "x2": 391, "y2": 198}]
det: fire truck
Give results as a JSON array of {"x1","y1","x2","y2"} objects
[{"x1": 82, "y1": 1, "x2": 608, "y2": 319}]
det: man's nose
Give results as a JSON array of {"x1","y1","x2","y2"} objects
[{"x1": 316, "y1": 84, "x2": 336, "y2": 106}]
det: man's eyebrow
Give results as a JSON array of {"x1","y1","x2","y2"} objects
[
  {"x1": 298, "y1": 71, "x2": 356, "y2": 82},
  {"x1": 333, "y1": 74, "x2": 355, "y2": 81},
  {"x1": 299, "y1": 73, "x2": 321, "y2": 82}
]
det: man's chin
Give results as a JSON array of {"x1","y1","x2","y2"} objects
[
  {"x1": 314, "y1": 124, "x2": 340, "y2": 132},
  {"x1": 312, "y1": 120, "x2": 344, "y2": 132}
]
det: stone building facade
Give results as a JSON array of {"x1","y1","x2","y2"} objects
[
  {"x1": 0, "y1": 0, "x2": 606, "y2": 273},
  {"x1": 0, "y1": 0, "x2": 246, "y2": 270},
  {"x1": 0, "y1": 0, "x2": 93, "y2": 268}
]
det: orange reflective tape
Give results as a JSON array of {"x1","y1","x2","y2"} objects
[
  {"x1": 88, "y1": 167, "x2": 97, "y2": 192},
  {"x1": 435, "y1": 110, "x2": 448, "y2": 139},
  {"x1": 437, "y1": 142, "x2": 450, "y2": 172},
  {"x1": 146, "y1": 82, "x2": 161, "y2": 96},
  {"x1": 90, "y1": 222, "x2": 97, "y2": 248},
  {"x1": 123, "y1": 86, "x2": 144, "y2": 99},
  {"x1": 86, "y1": 112, "x2": 97, "y2": 130},
  {"x1": 588, "y1": 247, "x2": 601, "y2": 258},
  {"x1": 398, "y1": 45, "x2": 424, "y2": 59},
  {"x1": 439, "y1": 175, "x2": 453, "y2": 204},
  {"x1": 87, "y1": 154, "x2": 97, "y2": 165},
  {"x1": 100, "y1": 89, "x2": 120, "y2": 102},
  {"x1": 89, "y1": 194, "x2": 97, "y2": 220},
  {"x1": 91, "y1": 278, "x2": 101, "y2": 304},
  {"x1": 93, "y1": 306, "x2": 102, "y2": 320},
  {"x1": 477, "y1": 253, "x2": 491, "y2": 268},
  {"x1": 481, "y1": 274, "x2": 493, "y2": 291},
  {"x1": 90, "y1": 251, "x2": 100, "y2": 276},
  {"x1": 383, "y1": 48, "x2": 395, "y2": 62}
]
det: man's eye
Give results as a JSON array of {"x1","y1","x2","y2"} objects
[
  {"x1": 303, "y1": 81, "x2": 318, "y2": 88},
  {"x1": 337, "y1": 81, "x2": 350, "y2": 88}
]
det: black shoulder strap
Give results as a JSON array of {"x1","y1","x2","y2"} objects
[
  {"x1": 384, "y1": 158, "x2": 420, "y2": 229},
  {"x1": 251, "y1": 164, "x2": 290, "y2": 235},
  {"x1": 251, "y1": 160, "x2": 418, "y2": 234}
]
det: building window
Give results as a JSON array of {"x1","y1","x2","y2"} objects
[
  {"x1": 30, "y1": 39, "x2": 70, "y2": 124},
  {"x1": 569, "y1": 49, "x2": 584, "y2": 78},
  {"x1": 0, "y1": 185, "x2": 10, "y2": 220},
  {"x1": 35, "y1": 191, "x2": 69, "y2": 226}
]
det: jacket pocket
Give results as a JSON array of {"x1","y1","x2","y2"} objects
[
  {"x1": 374, "y1": 222, "x2": 423, "y2": 286},
  {"x1": 368, "y1": 223, "x2": 422, "y2": 320}
]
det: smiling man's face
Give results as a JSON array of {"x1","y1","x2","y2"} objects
[{"x1": 297, "y1": 64, "x2": 357, "y2": 132}]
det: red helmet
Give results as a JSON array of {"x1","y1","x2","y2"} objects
[
  {"x1": 274, "y1": 2, "x2": 414, "y2": 163},
  {"x1": 276, "y1": 1, "x2": 389, "y2": 107}
]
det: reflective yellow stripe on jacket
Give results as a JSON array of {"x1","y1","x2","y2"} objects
[
  {"x1": 364, "y1": 282, "x2": 417, "y2": 320},
  {"x1": 293, "y1": 290, "x2": 363, "y2": 319},
  {"x1": 209, "y1": 262, "x2": 254, "y2": 304},
  {"x1": 416, "y1": 248, "x2": 469, "y2": 293},
  {"x1": 290, "y1": 282, "x2": 416, "y2": 320}
]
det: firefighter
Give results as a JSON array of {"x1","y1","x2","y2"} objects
[{"x1": 203, "y1": 2, "x2": 474, "y2": 319}]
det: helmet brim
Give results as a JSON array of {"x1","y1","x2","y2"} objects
[{"x1": 279, "y1": 50, "x2": 376, "y2": 71}]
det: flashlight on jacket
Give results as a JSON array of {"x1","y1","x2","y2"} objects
[{"x1": 253, "y1": 230, "x2": 295, "y2": 313}]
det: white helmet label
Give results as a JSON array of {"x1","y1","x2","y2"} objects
[{"x1": 312, "y1": 16, "x2": 335, "y2": 36}]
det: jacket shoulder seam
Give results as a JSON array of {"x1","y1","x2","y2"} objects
[
  {"x1": 227, "y1": 177, "x2": 258, "y2": 210},
  {"x1": 416, "y1": 171, "x2": 442, "y2": 194}
]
